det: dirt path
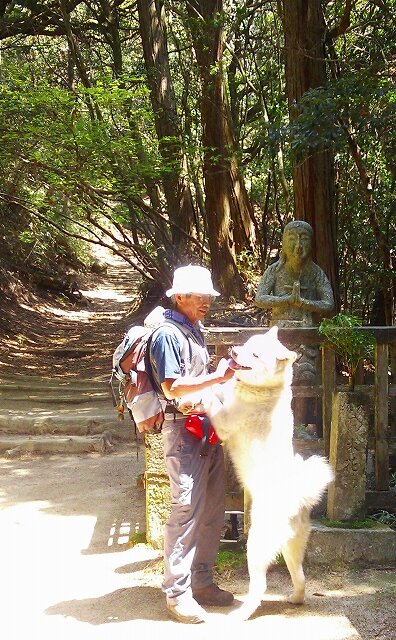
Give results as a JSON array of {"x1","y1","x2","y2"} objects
[
  {"x1": 1, "y1": 447, "x2": 396, "y2": 640},
  {"x1": 1, "y1": 248, "x2": 396, "y2": 639},
  {"x1": 0, "y1": 246, "x2": 140, "y2": 379}
]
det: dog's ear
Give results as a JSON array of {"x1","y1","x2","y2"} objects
[
  {"x1": 277, "y1": 348, "x2": 297, "y2": 364},
  {"x1": 267, "y1": 325, "x2": 279, "y2": 339},
  {"x1": 267, "y1": 326, "x2": 297, "y2": 364}
]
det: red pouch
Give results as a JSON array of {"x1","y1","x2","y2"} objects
[{"x1": 184, "y1": 414, "x2": 219, "y2": 445}]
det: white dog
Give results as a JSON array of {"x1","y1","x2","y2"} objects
[{"x1": 208, "y1": 326, "x2": 333, "y2": 621}]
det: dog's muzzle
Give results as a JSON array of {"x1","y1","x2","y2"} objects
[{"x1": 228, "y1": 347, "x2": 252, "y2": 371}]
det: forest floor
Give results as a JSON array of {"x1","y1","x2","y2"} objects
[{"x1": 0, "y1": 247, "x2": 395, "y2": 640}]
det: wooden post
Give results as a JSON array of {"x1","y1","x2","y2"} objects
[
  {"x1": 322, "y1": 344, "x2": 335, "y2": 458},
  {"x1": 390, "y1": 344, "x2": 396, "y2": 439},
  {"x1": 375, "y1": 343, "x2": 389, "y2": 490},
  {"x1": 214, "y1": 343, "x2": 229, "y2": 366}
]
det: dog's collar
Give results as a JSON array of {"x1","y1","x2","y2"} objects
[{"x1": 234, "y1": 379, "x2": 287, "y2": 397}]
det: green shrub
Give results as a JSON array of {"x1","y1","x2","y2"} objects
[
  {"x1": 318, "y1": 313, "x2": 375, "y2": 390},
  {"x1": 369, "y1": 510, "x2": 396, "y2": 528}
]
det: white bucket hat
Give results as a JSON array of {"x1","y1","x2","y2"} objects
[{"x1": 166, "y1": 265, "x2": 220, "y2": 297}]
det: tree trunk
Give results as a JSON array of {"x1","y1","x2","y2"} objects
[
  {"x1": 282, "y1": 0, "x2": 339, "y2": 306},
  {"x1": 137, "y1": 0, "x2": 196, "y2": 253},
  {"x1": 187, "y1": 0, "x2": 254, "y2": 298},
  {"x1": 343, "y1": 124, "x2": 394, "y2": 325}
]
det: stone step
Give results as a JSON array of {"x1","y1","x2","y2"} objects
[
  {"x1": 0, "y1": 373, "x2": 136, "y2": 443},
  {"x1": 0, "y1": 406, "x2": 134, "y2": 437},
  {"x1": 0, "y1": 433, "x2": 137, "y2": 458},
  {"x1": 0, "y1": 393, "x2": 111, "y2": 406},
  {"x1": 0, "y1": 379, "x2": 115, "y2": 409},
  {"x1": 0, "y1": 377, "x2": 109, "y2": 392}
]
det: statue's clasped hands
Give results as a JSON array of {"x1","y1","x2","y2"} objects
[
  {"x1": 281, "y1": 281, "x2": 303, "y2": 307},
  {"x1": 290, "y1": 281, "x2": 304, "y2": 306}
]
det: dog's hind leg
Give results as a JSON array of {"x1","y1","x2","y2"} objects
[
  {"x1": 281, "y1": 523, "x2": 310, "y2": 604},
  {"x1": 231, "y1": 526, "x2": 271, "y2": 621}
]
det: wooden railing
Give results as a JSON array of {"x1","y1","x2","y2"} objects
[{"x1": 205, "y1": 326, "x2": 396, "y2": 494}]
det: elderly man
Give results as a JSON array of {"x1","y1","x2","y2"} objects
[
  {"x1": 148, "y1": 265, "x2": 235, "y2": 624},
  {"x1": 255, "y1": 220, "x2": 334, "y2": 327}
]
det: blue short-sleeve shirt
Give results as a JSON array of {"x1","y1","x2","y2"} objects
[{"x1": 150, "y1": 329, "x2": 183, "y2": 385}]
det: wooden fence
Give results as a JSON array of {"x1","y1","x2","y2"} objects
[{"x1": 205, "y1": 325, "x2": 396, "y2": 502}]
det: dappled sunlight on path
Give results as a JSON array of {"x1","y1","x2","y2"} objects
[
  {"x1": 0, "y1": 251, "x2": 140, "y2": 379},
  {"x1": 2, "y1": 450, "x2": 395, "y2": 640}
]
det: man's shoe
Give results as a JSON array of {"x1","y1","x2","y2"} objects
[
  {"x1": 166, "y1": 599, "x2": 207, "y2": 624},
  {"x1": 193, "y1": 583, "x2": 234, "y2": 607}
]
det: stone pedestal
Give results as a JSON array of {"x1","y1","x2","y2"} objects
[
  {"x1": 292, "y1": 343, "x2": 319, "y2": 426},
  {"x1": 144, "y1": 433, "x2": 170, "y2": 549},
  {"x1": 327, "y1": 391, "x2": 369, "y2": 520},
  {"x1": 307, "y1": 522, "x2": 396, "y2": 566}
]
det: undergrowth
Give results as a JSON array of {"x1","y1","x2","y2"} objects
[
  {"x1": 129, "y1": 531, "x2": 147, "y2": 546},
  {"x1": 215, "y1": 549, "x2": 246, "y2": 577},
  {"x1": 320, "y1": 516, "x2": 390, "y2": 529}
]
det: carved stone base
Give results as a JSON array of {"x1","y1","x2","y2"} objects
[
  {"x1": 327, "y1": 391, "x2": 369, "y2": 520},
  {"x1": 292, "y1": 343, "x2": 319, "y2": 427},
  {"x1": 144, "y1": 433, "x2": 170, "y2": 549}
]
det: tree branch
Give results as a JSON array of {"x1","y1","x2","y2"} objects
[
  {"x1": 0, "y1": 190, "x2": 155, "y2": 280},
  {"x1": 328, "y1": 0, "x2": 356, "y2": 40}
]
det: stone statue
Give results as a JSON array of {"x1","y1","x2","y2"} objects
[
  {"x1": 255, "y1": 220, "x2": 335, "y2": 429},
  {"x1": 255, "y1": 220, "x2": 335, "y2": 327}
]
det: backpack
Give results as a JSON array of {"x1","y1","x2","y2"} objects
[{"x1": 109, "y1": 308, "x2": 191, "y2": 434}]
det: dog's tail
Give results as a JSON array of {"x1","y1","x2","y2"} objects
[{"x1": 294, "y1": 454, "x2": 334, "y2": 510}]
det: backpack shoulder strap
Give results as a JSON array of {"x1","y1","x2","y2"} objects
[
  {"x1": 161, "y1": 319, "x2": 195, "y2": 357},
  {"x1": 147, "y1": 319, "x2": 198, "y2": 381}
]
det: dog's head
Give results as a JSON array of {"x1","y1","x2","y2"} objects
[{"x1": 228, "y1": 326, "x2": 297, "y2": 388}]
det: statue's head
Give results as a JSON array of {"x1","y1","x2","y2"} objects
[{"x1": 281, "y1": 220, "x2": 313, "y2": 265}]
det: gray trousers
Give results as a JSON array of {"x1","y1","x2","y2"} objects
[{"x1": 161, "y1": 413, "x2": 225, "y2": 605}]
